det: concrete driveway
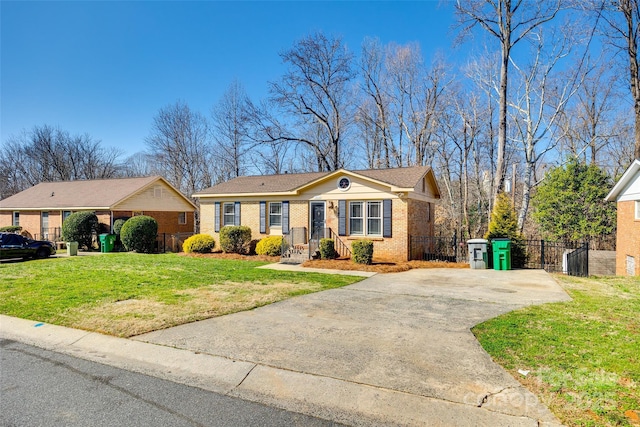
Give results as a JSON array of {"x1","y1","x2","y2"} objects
[{"x1": 135, "y1": 268, "x2": 570, "y2": 426}]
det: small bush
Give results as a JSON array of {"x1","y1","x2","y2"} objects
[
  {"x1": 219, "y1": 226, "x2": 252, "y2": 254},
  {"x1": 255, "y1": 236, "x2": 283, "y2": 256},
  {"x1": 0, "y1": 225, "x2": 22, "y2": 233},
  {"x1": 62, "y1": 211, "x2": 98, "y2": 249},
  {"x1": 319, "y1": 238, "x2": 337, "y2": 260},
  {"x1": 120, "y1": 215, "x2": 158, "y2": 253},
  {"x1": 183, "y1": 234, "x2": 216, "y2": 253},
  {"x1": 352, "y1": 239, "x2": 374, "y2": 265},
  {"x1": 112, "y1": 218, "x2": 128, "y2": 236}
]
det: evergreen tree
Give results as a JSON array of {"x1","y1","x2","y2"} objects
[
  {"x1": 485, "y1": 192, "x2": 527, "y2": 268},
  {"x1": 532, "y1": 159, "x2": 616, "y2": 243}
]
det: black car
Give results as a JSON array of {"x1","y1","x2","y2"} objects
[{"x1": 0, "y1": 232, "x2": 56, "y2": 260}]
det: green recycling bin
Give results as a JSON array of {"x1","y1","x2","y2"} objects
[
  {"x1": 492, "y1": 238, "x2": 511, "y2": 270},
  {"x1": 99, "y1": 233, "x2": 116, "y2": 253}
]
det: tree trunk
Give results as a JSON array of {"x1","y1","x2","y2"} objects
[
  {"x1": 517, "y1": 159, "x2": 534, "y2": 233},
  {"x1": 494, "y1": 31, "x2": 511, "y2": 205}
]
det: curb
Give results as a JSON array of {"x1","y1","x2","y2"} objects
[{"x1": 0, "y1": 314, "x2": 559, "y2": 426}]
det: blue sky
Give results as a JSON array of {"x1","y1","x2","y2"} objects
[{"x1": 1, "y1": 1, "x2": 461, "y2": 157}]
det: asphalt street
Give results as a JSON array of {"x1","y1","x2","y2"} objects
[{"x1": 0, "y1": 339, "x2": 343, "y2": 427}]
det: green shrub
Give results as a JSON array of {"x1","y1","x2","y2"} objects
[
  {"x1": 112, "y1": 218, "x2": 128, "y2": 236},
  {"x1": 219, "y1": 226, "x2": 252, "y2": 254},
  {"x1": 183, "y1": 234, "x2": 216, "y2": 253},
  {"x1": 255, "y1": 236, "x2": 283, "y2": 256},
  {"x1": 0, "y1": 225, "x2": 22, "y2": 233},
  {"x1": 352, "y1": 239, "x2": 374, "y2": 265},
  {"x1": 62, "y1": 211, "x2": 98, "y2": 249},
  {"x1": 319, "y1": 238, "x2": 337, "y2": 260},
  {"x1": 120, "y1": 215, "x2": 158, "y2": 253}
]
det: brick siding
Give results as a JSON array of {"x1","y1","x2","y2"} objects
[
  {"x1": 615, "y1": 200, "x2": 640, "y2": 276},
  {"x1": 198, "y1": 197, "x2": 434, "y2": 262}
]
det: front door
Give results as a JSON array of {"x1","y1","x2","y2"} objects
[{"x1": 310, "y1": 202, "x2": 325, "y2": 240}]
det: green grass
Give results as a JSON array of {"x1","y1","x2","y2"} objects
[
  {"x1": 472, "y1": 274, "x2": 640, "y2": 426},
  {"x1": 0, "y1": 253, "x2": 362, "y2": 336}
]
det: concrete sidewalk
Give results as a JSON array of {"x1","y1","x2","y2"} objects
[{"x1": 1, "y1": 269, "x2": 569, "y2": 426}]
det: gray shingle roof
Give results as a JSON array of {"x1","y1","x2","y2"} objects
[
  {"x1": 194, "y1": 166, "x2": 432, "y2": 196},
  {"x1": 0, "y1": 176, "x2": 163, "y2": 209}
]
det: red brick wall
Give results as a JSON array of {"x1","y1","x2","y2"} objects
[
  {"x1": 615, "y1": 201, "x2": 640, "y2": 276},
  {"x1": 139, "y1": 211, "x2": 194, "y2": 235}
]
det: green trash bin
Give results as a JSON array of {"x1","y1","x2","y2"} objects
[
  {"x1": 492, "y1": 238, "x2": 512, "y2": 270},
  {"x1": 99, "y1": 234, "x2": 108, "y2": 253},
  {"x1": 99, "y1": 233, "x2": 116, "y2": 253}
]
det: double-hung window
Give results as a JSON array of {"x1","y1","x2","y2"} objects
[
  {"x1": 269, "y1": 202, "x2": 282, "y2": 227},
  {"x1": 367, "y1": 201, "x2": 382, "y2": 236},
  {"x1": 223, "y1": 203, "x2": 235, "y2": 226},
  {"x1": 349, "y1": 202, "x2": 364, "y2": 235},
  {"x1": 12, "y1": 212, "x2": 19, "y2": 227},
  {"x1": 349, "y1": 201, "x2": 382, "y2": 236},
  {"x1": 178, "y1": 212, "x2": 187, "y2": 225}
]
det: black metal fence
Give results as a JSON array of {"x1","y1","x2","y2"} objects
[
  {"x1": 156, "y1": 232, "x2": 194, "y2": 253},
  {"x1": 33, "y1": 227, "x2": 62, "y2": 241},
  {"x1": 522, "y1": 239, "x2": 589, "y2": 275},
  {"x1": 409, "y1": 234, "x2": 468, "y2": 263}
]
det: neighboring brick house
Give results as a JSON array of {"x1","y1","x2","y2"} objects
[
  {"x1": 605, "y1": 159, "x2": 640, "y2": 276},
  {"x1": 0, "y1": 176, "x2": 196, "y2": 240},
  {"x1": 193, "y1": 166, "x2": 440, "y2": 262}
]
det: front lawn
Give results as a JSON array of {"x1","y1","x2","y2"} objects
[
  {"x1": 0, "y1": 253, "x2": 362, "y2": 337},
  {"x1": 473, "y1": 274, "x2": 640, "y2": 427}
]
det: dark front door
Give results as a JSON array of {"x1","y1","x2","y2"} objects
[{"x1": 310, "y1": 202, "x2": 325, "y2": 240}]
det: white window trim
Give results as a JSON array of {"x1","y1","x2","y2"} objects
[
  {"x1": 12, "y1": 211, "x2": 19, "y2": 227},
  {"x1": 635, "y1": 201, "x2": 640, "y2": 220},
  {"x1": 348, "y1": 200, "x2": 383, "y2": 237},
  {"x1": 223, "y1": 202, "x2": 235, "y2": 226},
  {"x1": 178, "y1": 212, "x2": 187, "y2": 225},
  {"x1": 349, "y1": 202, "x2": 364, "y2": 236},
  {"x1": 367, "y1": 201, "x2": 382, "y2": 236},
  {"x1": 269, "y1": 202, "x2": 282, "y2": 227}
]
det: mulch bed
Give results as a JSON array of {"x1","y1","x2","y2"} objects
[{"x1": 180, "y1": 252, "x2": 469, "y2": 274}]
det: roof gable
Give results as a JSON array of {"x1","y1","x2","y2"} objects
[
  {"x1": 605, "y1": 159, "x2": 640, "y2": 202},
  {"x1": 0, "y1": 176, "x2": 196, "y2": 210}
]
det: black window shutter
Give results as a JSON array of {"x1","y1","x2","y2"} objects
[
  {"x1": 214, "y1": 202, "x2": 220, "y2": 232},
  {"x1": 259, "y1": 201, "x2": 266, "y2": 233},
  {"x1": 338, "y1": 200, "x2": 346, "y2": 236},
  {"x1": 383, "y1": 199, "x2": 392, "y2": 237},
  {"x1": 234, "y1": 202, "x2": 241, "y2": 226},
  {"x1": 282, "y1": 201, "x2": 290, "y2": 235}
]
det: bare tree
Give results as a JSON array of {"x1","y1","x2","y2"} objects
[
  {"x1": 145, "y1": 101, "x2": 218, "y2": 232},
  {"x1": 592, "y1": 0, "x2": 640, "y2": 158},
  {"x1": 509, "y1": 27, "x2": 584, "y2": 232},
  {"x1": 269, "y1": 32, "x2": 355, "y2": 171},
  {"x1": 557, "y1": 60, "x2": 629, "y2": 164},
  {"x1": 0, "y1": 125, "x2": 122, "y2": 198},
  {"x1": 211, "y1": 80, "x2": 253, "y2": 179},
  {"x1": 358, "y1": 38, "x2": 394, "y2": 168},
  {"x1": 456, "y1": 0, "x2": 562, "y2": 205}
]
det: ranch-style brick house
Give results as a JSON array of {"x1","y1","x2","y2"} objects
[
  {"x1": 605, "y1": 159, "x2": 640, "y2": 276},
  {"x1": 0, "y1": 176, "x2": 196, "y2": 241},
  {"x1": 193, "y1": 166, "x2": 440, "y2": 262}
]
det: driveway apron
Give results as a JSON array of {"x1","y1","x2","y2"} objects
[{"x1": 135, "y1": 268, "x2": 570, "y2": 425}]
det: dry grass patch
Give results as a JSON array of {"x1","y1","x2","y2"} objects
[
  {"x1": 302, "y1": 258, "x2": 469, "y2": 273},
  {"x1": 63, "y1": 281, "x2": 325, "y2": 337}
]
